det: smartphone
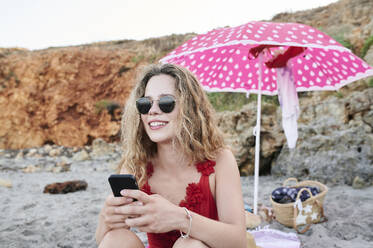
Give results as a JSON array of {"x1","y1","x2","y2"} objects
[{"x1": 108, "y1": 174, "x2": 139, "y2": 197}]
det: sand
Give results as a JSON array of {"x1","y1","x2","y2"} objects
[{"x1": 0, "y1": 155, "x2": 372, "y2": 248}]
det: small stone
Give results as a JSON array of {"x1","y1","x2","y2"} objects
[
  {"x1": 22, "y1": 165, "x2": 40, "y2": 173},
  {"x1": 52, "y1": 161, "x2": 71, "y2": 173},
  {"x1": 352, "y1": 176, "x2": 366, "y2": 189},
  {"x1": 44, "y1": 144, "x2": 52, "y2": 153},
  {"x1": 49, "y1": 149, "x2": 61, "y2": 157},
  {"x1": 43, "y1": 180, "x2": 88, "y2": 194},
  {"x1": 26, "y1": 149, "x2": 38, "y2": 157},
  {"x1": 15, "y1": 151, "x2": 24, "y2": 160},
  {"x1": 72, "y1": 150, "x2": 90, "y2": 161},
  {"x1": 0, "y1": 178, "x2": 12, "y2": 188}
]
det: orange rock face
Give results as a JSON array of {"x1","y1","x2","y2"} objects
[{"x1": 0, "y1": 46, "x2": 138, "y2": 149}]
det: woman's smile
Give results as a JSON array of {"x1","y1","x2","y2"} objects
[{"x1": 148, "y1": 120, "x2": 169, "y2": 130}]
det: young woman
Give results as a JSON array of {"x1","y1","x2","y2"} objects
[{"x1": 95, "y1": 63, "x2": 246, "y2": 248}]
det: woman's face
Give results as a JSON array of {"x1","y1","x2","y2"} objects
[{"x1": 140, "y1": 74, "x2": 179, "y2": 144}]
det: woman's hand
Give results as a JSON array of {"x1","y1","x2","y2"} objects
[
  {"x1": 101, "y1": 194, "x2": 139, "y2": 230},
  {"x1": 115, "y1": 190, "x2": 186, "y2": 233}
]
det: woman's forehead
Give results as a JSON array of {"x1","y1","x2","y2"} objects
[{"x1": 144, "y1": 74, "x2": 176, "y2": 97}]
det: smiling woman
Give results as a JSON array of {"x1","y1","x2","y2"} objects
[{"x1": 95, "y1": 63, "x2": 248, "y2": 248}]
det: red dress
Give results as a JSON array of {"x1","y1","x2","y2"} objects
[{"x1": 141, "y1": 160, "x2": 219, "y2": 248}]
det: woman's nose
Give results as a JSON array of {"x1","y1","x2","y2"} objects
[{"x1": 148, "y1": 100, "x2": 161, "y2": 115}]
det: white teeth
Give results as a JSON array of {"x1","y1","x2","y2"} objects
[{"x1": 149, "y1": 122, "x2": 166, "y2": 127}]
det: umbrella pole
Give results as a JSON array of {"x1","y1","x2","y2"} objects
[{"x1": 253, "y1": 53, "x2": 263, "y2": 215}]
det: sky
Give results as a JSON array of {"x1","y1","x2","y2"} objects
[{"x1": 1, "y1": 0, "x2": 338, "y2": 50}]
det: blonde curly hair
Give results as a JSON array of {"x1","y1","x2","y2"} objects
[{"x1": 118, "y1": 63, "x2": 225, "y2": 187}]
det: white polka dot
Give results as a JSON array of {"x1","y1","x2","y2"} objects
[
  {"x1": 272, "y1": 30, "x2": 278, "y2": 34},
  {"x1": 352, "y1": 62, "x2": 359, "y2": 68},
  {"x1": 316, "y1": 77, "x2": 321, "y2": 83},
  {"x1": 265, "y1": 69, "x2": 269, "y2": 74},
  {"x1": 212, "y1": 65, "x2": 217, "y2": 69},
  {"x1": 317, "y1": 34, "x2": 324, "y2": 38},
  {"x1": 267, "y1": 37, "x2": 273, "y2": 41},
  {"x1": 318, "y1": 71, "x2": 324, "y2": 76},
  {"x1": 222, "y1": 82, "x2": 226, "y2": 87},
  {"x1": 238, "y1": 72, "x2": 242, "y2": 76},
  {"x1": 310, "y1": 81, "x2": 314, "y2": 85},
  {"x1": 240, "y1": 82, "x2": 244, "y2": 87},
  {"x1": 229, "y1": 49, "x2": 235, "y2": 53},
  {"x1": 236, "y1": 78, "x2": 241, "y2": 82},
  {"x1": 234, "y1": 64, "x2": 239, "y2": 69},
  {"x1": 191, "y1": 60, "x2": 196, "y2": 65},
  {"x1": 316, "y1": 40, "x2": 323, "y2": 44},
  {"x1": 285, "y1": 37, "x2": 291, "y2": 41},
  {"x1": 222, "y1": 58, "x2": 227, "y2": 62},
  {"x1": 208, "y1": 57, "x2": 213, "y2": 62},
  {"x1": 226, "y1": 76, "x2": 230, "y2": 81},
  {"x1": 326, "y1": 80, "x2": 331, "y2": 85},
  {"x1": 329, "y1": 39, "x2": 336, "y2": 44},
  {"x1": 362, "y1": 62, "x2": 369, "y2": 69},
  {"x1": 297, "y1": 81, "x2": 302, "y2": 86},
  {"x1": 304, "y1": 65, "x2": 309, "y2": 70},
  {"x1": 242, "y1": 56, "x2": 247, "y2": 61},
  {"x1": 248, "y1": 73, "x2": 253, "y2": 77},
  {"x1": 302, "y1": 76, "x2": 307, "y2": 82},
  {"x1": 219, "y1": 73, "x2": 223, "y2": 79},
  {"x1": 228, "y1": 58, "x2": 233, "y2": 63},
  {"x1": 334, "y1": 67, "x2": 339, "y2": 72},
  {"x1": 245, "y1": 64, "x2": 250, "y2": 69},
  {"x1": 254, "y1": 34, "x2": 260, "y2": 38},
  {"x1": 309, "y1": 29, "x2": 315, "y2": 33},
  {"x1": 310, "y1": 71, "x2": 315, "y2": 76},
  {"x1": 291, "y1": 35, "x2": 298, "y2": 39},
  {"x1": 297, "y1": 59, "x2": 302, "y2": 64},
  {"x1": 333, "y1": 52, "x2": 340, "y2": 57},
  {"x1": 221, "y1": 49, "x2": 226, "y2": 54},
  {"x1": 223, "y1": 66, "x2": 228, "y2": 71},
  {"x1": 320, "y1": 51, "x2": 326, "y2": 57},
  {"x1": 273, "y1": 34, "x2": 279, "y2": 38},
  {"x1": 332, "y1": 58, "x2": 338, "y2": 63},
  {"x1": 342, "y1": 70, "x2": 348, "y2": 75},
  {"x1": 258, "y1": 30, "x2": 263, "y2": 34},
  {"x1": 301, "y1": 31, "x2": 307, "y2": 35},
  {"x1": 349, "y1": 55, "x2": 356, "y2": 60},
  {"x1": 350, "y1": 67, "x2": 356, "y2": 73},
  {"x1": 236, "y1": 50, "x2": 241, "y2": 55},
  {"x1": 229, "y1": 71, "x2": 233, "y2": 76},
  {"x1": 216, "y1": 58, "x2": 221, "y2": 62},
  {"x1": 298, "y1": 70, "x2": 303, "y2": 75},
  {"x1": 198, "y1": 63, "x2": 202, "y2": 68},
  {"x1": 254, "y1": 63, "x2": 259, "y2": 68}
]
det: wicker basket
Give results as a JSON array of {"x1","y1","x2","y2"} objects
[{"x1": 270, "y1": 178, "x2": 328, "y2": 233}]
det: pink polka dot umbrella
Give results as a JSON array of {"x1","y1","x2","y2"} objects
[{"x1": 160, "y1": 21, "x2": 373, "y2": 214}]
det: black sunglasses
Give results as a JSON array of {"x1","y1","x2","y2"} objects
[{"x1": 136, "y1": 95, "x2": 176, "y2": 114}]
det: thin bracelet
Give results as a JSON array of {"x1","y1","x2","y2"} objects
[{"x1": 180, "y1": 207, "x2": 192, "y2": 238}]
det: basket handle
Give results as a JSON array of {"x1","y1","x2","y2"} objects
[
  {"x1": 283, "y1": 177, "x2": 298, "y2": 187},
  {"x1": 293, "y1": 188, "x2": 314, "y2": 234},
  {"x1": 296, "y1": 187, "x2": 314, "y2": 201}
]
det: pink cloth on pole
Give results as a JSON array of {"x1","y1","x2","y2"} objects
[{"x1": 249, "y1": 228, "x2": 301, "y2": 248}]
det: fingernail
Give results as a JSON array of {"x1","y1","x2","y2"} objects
[{"x1": 120, "y1": 190, "x2": 126, "y2": 195}]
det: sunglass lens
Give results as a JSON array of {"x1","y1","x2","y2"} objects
[
  {"x1": 159, "y1": 96, "x2": 175, "y2": 113},
  {"x1": 136, "y1": 98, "x2": 152, "y2": 114}
]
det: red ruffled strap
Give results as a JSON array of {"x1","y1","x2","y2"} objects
[
  {"x1": 196, "y1": 160, "x2": 216, "y2": 176},
  {"x1": 141, "y1": 162, "x2": 154, "y2": 195},
  {"x1": 179, "y1": 183, "x2": 205, "y2": 213}
]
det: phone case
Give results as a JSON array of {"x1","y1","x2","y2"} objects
[{"x1": 108, "y1": 174, "x2": 139, "y2": 197}]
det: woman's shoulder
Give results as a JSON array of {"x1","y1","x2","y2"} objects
[{"x1": 215, "y1": 148, "x2": 235, "y2": 163}]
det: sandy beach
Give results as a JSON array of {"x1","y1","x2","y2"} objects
[{"x1": 0, "y1": 148, "x2": 372, "y2": 248}]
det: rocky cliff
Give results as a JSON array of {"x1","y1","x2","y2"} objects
[{"x1": 1, "y1": 0, "x2": 372, "y2": 185}]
